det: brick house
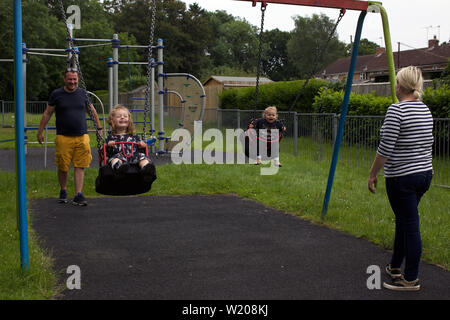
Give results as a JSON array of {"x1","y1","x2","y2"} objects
[{"x1": 319, "y1": 36, "x2": 450, "y2": 83}]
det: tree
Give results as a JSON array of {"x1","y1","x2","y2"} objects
[
  {"x1": 261, "y1": 29, "x2": 296, "y2": 81},
  {"x1": 0, "y1": 0, "x2": 67, "y2": 100},
  {"x1": 287, "y1": 14, "x2": 347, "y2": 80},
  {"x1": 109, "y1": 0, "x2": 213, "y2": 76},
  {"x1": 0, "y1": 0, "x2": 15, "y2": 100},
  {"x1": 209, "y1": 18, "x2": 259, "y2": 73},
  {"x1": 440, "y1": 59, "x2": 450, "y2": 85},
  {"x1": 345, "y1": 38, "x2": 379, "y2": 56}
]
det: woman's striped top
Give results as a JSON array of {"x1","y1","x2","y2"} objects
[{"x1": 377, "y1": 100, "x2": 433, "y2": 177}]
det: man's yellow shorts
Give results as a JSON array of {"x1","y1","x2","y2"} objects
[{"x1": 55, "y1": 134, "x2": 93, "y2": 172}]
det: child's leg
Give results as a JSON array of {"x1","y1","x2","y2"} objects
[
  {"x1": 139, "y1": 159, "x2": 150, "y2": 169},
  {"x1": 110, "y1": 158, "x2": 123, "y2": 169},
  {"x1": 274, "y1": 157, "x2": 282, "y2": 167}
]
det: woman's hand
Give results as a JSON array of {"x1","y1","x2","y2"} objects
[{"x1": 368, "y1": 175, "x2": 378, "y2": 194}]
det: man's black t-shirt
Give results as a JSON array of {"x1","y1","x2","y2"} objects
[{"x1": 48, "y1": 87, "x2": 88, "y2": 136}]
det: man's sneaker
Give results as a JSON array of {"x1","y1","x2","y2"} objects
[
  {"x1": 383, "y1": 276, "x2": 421, "y2": 291},
  {"x1": 58, "y1": 189, "x2": 68, "y2": 204},
  {"x1": 386, "y1": 264, "x2": 402, "y2": 279},
  {"x1": 72, "y1": 193, "x2": 88, "y2": 206}
]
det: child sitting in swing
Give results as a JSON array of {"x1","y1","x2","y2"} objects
[
  {"x1": 105, "y1": 105, "x2": 153, "y2": 173},
  {"x1": 248, "y1": 106, "x2": 286, "y2": 167}
]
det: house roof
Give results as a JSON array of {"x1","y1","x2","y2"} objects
[
  {"x1": 320, "y1": 43, "x2": 450, "y2": 76},
  {"x1": 203, "y1": 76, "x2": 273, "y2": 87}
]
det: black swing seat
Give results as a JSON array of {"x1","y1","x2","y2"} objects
[
  {"x1": 242, "y1": 118, "x2": 283, "y2": 159},
  {"x1": 95, "y1": 142, "x2": 157, "y2": 196}
]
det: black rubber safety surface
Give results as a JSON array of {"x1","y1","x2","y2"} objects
[{"x1": 30, "y1": 194, "x2": 449, "y2": 300}]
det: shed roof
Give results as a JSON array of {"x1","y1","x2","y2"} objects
[{"x1": 204, "y1": 76, "x2": 273, "y2": 87}]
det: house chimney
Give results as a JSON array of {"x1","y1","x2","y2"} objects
[
  {"x1": 428, "y1": 35, "x2": 439, "y2": 48},
  {"x1": 376, "y1": 47, "x2": 385, "y2": 55}
]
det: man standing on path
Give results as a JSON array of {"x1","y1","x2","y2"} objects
[{"x1": 37, "y1": 68, "x2": 102, "y2": 206}]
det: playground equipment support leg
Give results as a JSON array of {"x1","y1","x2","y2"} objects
[
  {"x1": 321, "y1": 10, "x2": 367, "y2": 219},
  {"x1": 14, "y1": 0, "x2": 29, "y2": 271},
  {"x1": 370, "y1": 2, "x2": 398, "y2": 103},
  {"x1": 157, "y1": 39, "x2": 165, "y2": 153}
]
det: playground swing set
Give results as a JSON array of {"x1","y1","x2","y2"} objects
[{"x1": 12, "y1": 0, "x2": 398, "y2": 271}]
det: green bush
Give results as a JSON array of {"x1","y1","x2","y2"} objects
[
  {"x1": 422, "y1": 84, "x2": 450, "y2": 118},
  {"x1": 312, "y1": 88, "x2": 392, "y2": 115},
  {"x1": 313, "y1": 86, "x2": 450, "y2": 118},
  {"x1": 220, "y1": 80, "x2": 450, "y2": 119},
  {"x1": 219, "y1": 79, "x2": 332, "y2": 112}
]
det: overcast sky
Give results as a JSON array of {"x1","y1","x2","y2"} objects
[{"x1": 182, "y1": 0, "x2": 449, "y2": 51}]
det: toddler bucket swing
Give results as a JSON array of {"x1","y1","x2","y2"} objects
[
  {"x1": 96, "y1": 0, "x2": 158, "y2": 195},
  {"x1": 95, "y1": 141, "x2": 156, "y2": 196}
]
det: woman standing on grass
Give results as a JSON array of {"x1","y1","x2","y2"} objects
[{"x1": 368, "y1": 66, "x2": 434, "y2": 291}]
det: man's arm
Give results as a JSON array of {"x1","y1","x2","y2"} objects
[
  {"x1": 87, "y1": 104, "x2": 103, "y2": 135},
  {"x1": 37, "y1": 105, "x2": 55, "y2": 144}
]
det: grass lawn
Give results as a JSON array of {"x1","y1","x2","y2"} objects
[{"x1": 0, "y1": 148, "x2": 449, "y2": 299}]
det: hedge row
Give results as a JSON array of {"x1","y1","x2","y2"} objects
[
  {"x1": 312, "y1": 88, "x2": 392, "y2": 116},
  {"x1": 422, "y1": 85, "x2": 450, "y2": 119},
  {"x1": 313, "y1": 85, "x2": 450, "y2": 118},
  {"x1": 219, "y1": 79, "x2": 343, "y2": 113},
  {"x1": 219, "y1": 79, "x2": 450, "y2": 118}
]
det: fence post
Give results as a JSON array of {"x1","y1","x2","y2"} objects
[
  {"x1": 237, "y1": 109, "x2": 240, "y2": 129},
  {"x1": 1, "y1": 100, "x2": 4, "y2": 128},
  {"x1": 293, "y1": 112, "x2": 298, "y2": 156},
  {"x1": 332, "y1": 113, "x2": 338, "y2": 143}
]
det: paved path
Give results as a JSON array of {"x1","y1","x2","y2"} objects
[{"x1": 30, "y1": 194, "x2": 449, "y2": 300}]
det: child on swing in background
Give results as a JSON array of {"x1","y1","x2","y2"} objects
[
  {"x1": 106, "y1": 105, "x2": 153, "y2": 173},
  {"x1": 248, "y1": 106, "x2": 286, "y2": 167}
]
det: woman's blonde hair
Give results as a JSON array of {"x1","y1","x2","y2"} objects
[
  {"x1": 108, "y1": 105, "x2": 136, "y2": 135},
  {"x1": 396, "y1": 66, "x2": 423, "y2": 100}
]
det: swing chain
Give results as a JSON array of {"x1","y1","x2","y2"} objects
[
  {"x1": 253, "y1": 3, "x2": 266, "y2": 117},
  {"x1": 57, "y1": 0, "x2": 104, "y2": 154},
  {"x1": 288, "y1": 8, "x2": 346, "y2": 111},
  {"x1": 143, "y1": 0, "x2": 157, "y2": 142}
]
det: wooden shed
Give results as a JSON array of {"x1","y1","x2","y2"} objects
[{"x1": 203, "y1": 76, "x2": 273, "y2": 109}]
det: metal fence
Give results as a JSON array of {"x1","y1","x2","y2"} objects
[
  {"x1": 2, "y1": 101, "x2": 449, "y2": 188},
  {"x1": 214, "y1": 109, "x2": 449, "y2": 188}
]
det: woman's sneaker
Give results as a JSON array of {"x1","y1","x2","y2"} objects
[
  {"x1": 383, "y1": 276, "x2": 421, "y2": 291},
  {"x1": 385, "y1": 264, "x2": 402, "y2": 279},
  {"x1": 72, "y1": 193, "x2": 88, "y2": 206},
  {"x1": 58, "y1": 189, "x2": 68, "y2": 204}
]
